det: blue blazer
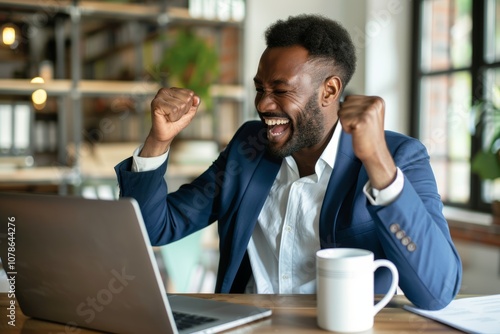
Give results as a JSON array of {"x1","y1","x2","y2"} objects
[{"x1": 115, "y1": 121, "x2": 462, "y2": 310}]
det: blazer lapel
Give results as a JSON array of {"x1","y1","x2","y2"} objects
[
  {"x1": 218, "y1": 150, "x2": 281, "y2": 292},
  {"x1": 233, "y1": 151, "x2": 281, "y2": 241},
  {"x1": 319, "y1": 131, "x2": 362, "y2": 248}
]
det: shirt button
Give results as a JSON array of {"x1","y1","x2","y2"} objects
[
  {"x1": 407, "y1": 242, "x2": 417, "y2": 252},
  {"x1": 395, "y1": 230, "x2": 406, "y2": 240},
  {"x1": 282, "y1": 274, "x2": 289, "y2": 280},
  {"x1": 389, "y1": 223, "x2": 400, "y2": 233},
  {"x1": 401, "y1": 236, "x2": 411, "y2": 246},
  {"x1": 285, "y1": 225, "x2": 292, "y2": 232}
]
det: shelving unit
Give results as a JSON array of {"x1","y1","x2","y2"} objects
[
  {"x1": 0, "y1": 79, "x2": 160, "y2": 96},
  {"x1": 0, "y1": 0, "x2": 245, "y2": 194}
]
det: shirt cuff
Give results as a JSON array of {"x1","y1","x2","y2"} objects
[
  {"x1": 363, "y1": 167, "x2": 404, "y2": 206},
  {"x1": 132, "y1": 145, "x2": 169, "y2": 172}
]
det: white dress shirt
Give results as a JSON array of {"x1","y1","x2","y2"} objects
[
  {"x1": 132, "y1": 126, "x2": 404, "y2": 294},
  {"x1": 245, "y1": 124, "x2": 341, "y2": 294}
]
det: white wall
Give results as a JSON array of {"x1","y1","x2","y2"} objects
[
  {"x1": 365, "y1": 0, "x2": 412, "y2": 134},
  {"x1": 243, "y1": 0, "x2": 411, "y2": 134}
]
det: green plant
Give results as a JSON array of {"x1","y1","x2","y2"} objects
[
  {"x1": 158, "y1": 29, "x2": 219, "y2": 110},
  {"x1": 470, "y1": 99, "x2": 500, "y2": 181}
]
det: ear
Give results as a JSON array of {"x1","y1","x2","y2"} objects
[{"x1": 321, "y1": 76, "x2": 342, "y2": 107}]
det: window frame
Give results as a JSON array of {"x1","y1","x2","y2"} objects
[{"x1": 411, "y1": 0, "x2": 499, "y2": 212}]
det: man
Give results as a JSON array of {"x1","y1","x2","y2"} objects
[{"x1": 115, "y1": 14, "x2": 462, "y2": 310}]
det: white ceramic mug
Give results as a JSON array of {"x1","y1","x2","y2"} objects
[{"x1": 316, "y1": 248, "x2": 399, "y2": 332}]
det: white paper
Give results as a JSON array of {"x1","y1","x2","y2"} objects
[{"x1": 404, "y1": 294, "x2": 500, "y2": 334}]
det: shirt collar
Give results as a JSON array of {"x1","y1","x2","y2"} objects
[{"x1": 319, "y1": 120, "x2": 342, "y2": 170}]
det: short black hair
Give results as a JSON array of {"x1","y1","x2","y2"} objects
[{"x1": 265, "y1": 14, "x2": 357, "y2": 89}]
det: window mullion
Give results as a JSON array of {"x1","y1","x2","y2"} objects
[
  {"x1": 471, "y1": 0, "x2": 488, "y2": 211},
  {"x1": 410, "y1": 0, "x2": 423, "y2": 139}
]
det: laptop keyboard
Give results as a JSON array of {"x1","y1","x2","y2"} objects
[{"x1": 172, "y1": 311, "x2": 218, "y2": 331}]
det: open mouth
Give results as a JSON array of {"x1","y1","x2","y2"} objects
[{"x1": 263, "y1": 118, "x2": 291, "y2": 138}]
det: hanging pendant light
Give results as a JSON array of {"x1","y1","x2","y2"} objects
[{"x1": 2, "y1": 24, "x2": 16, "y2": 46}]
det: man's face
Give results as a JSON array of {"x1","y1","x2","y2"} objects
[{"x1": 253, "y1": 45, "x2": 327, "y2": 158}]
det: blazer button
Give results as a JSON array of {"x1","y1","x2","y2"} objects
[
  {"x1": 401, "y1": 236, "x2": 411, "y2": 246},
  {"x1": 389, "y1": 223, "x2": 400, "y2": 233},
  {"x1": 407, "y1": 242, "x2": 417, "y2": 252},
  {"x1": 396, "y1": 230, "x2": 406, "y2": 240}
]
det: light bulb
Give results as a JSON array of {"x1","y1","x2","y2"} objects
[
  {"x1": 30, "y1": 77, "x2": 45, "y2": 84},
  {"x1": 2, "y1": 26, "x2": 16, "y2": 46},
  {"x1": 32, "y1": 89, "x2": 47, "y2": 105}
]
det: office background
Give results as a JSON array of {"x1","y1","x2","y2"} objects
[{"x1": 0, "y1": 0, "x2": 499, "y2": 295}]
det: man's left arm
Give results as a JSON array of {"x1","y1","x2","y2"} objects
[
  {"x1": 339, "y1": 95, "x2": 462, "y2": 310},
  {"x1": 366, "y1": 136, "x2": 462, "y2": 310}
]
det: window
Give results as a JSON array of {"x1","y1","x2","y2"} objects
[{"x1": 411, "y1": 0, "x2": 500, "y2": 211}]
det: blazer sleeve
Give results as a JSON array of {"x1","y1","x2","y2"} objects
[
  {"x1": 368, "y1": 134, "x2": 462, "y2": 310},
  {"x1": 114, "y1": 150, "x2": 227, "y2": 246}
]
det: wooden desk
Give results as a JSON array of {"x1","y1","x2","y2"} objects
[{"x1": 0, "y1": 293, "x2": 462, "y2": 333}]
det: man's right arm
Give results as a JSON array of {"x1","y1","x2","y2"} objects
[{"x1": 115, "y1": 87, "x2": 202, "y2": 244}]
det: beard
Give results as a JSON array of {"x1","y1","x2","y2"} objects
[{"x1": 267, "y1": 93, "x2": 325, "y2": 158}]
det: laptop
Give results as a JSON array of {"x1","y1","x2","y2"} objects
[{"x1": 0, "y1": 192, "x2": 271, "y2": 333}]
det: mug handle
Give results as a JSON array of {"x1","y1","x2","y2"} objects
[{"x1": 372, "y1": 259, "x2": 399, "y2": 315}]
